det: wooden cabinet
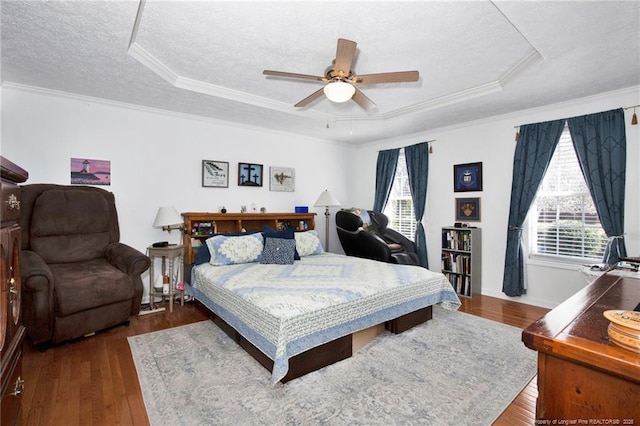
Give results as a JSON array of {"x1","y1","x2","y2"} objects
[
  {"x1": 1, "y1": 157, "x2": 28, "y2": 426},
  {"x1": 523, "y1": 271, "x2": 640, "y2": 421},
  {"x1": 441, "y1": 227, "x2": 481, "y2": 297},
  {"x1": 181, "y1": 211, "x2": 316, "y2": 267}
]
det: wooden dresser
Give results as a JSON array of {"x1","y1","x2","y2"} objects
[
  {"x1": 523, "y1": 271, "x2": 640, "y2": 421},
  {"x1": 1, "y1": 157, "x2": 28, "y2": 426}
]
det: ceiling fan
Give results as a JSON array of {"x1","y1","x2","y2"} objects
[{"x1": 263, "y1": 38, "x2": 419, "y2": 111}]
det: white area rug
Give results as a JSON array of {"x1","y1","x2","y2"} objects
[{"x1": 128, "y1": 306, "x2": 536, "y2": 425}]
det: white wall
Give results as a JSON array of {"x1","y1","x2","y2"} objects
[
  {"x1": 350, "y1": 86, "x2": 640, "y2": 308},
  {"x1": 1, "y1": 86, "x2": 353, "y2": 297},
  {"x1": 3, "y1": 84, "x2": 639, "y2": 308}
]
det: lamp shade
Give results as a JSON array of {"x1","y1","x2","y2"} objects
[
  {"x1": 153, "y1": 206, "x2": 183, "y2": 228},
  {"x1": 323, "y1": 81, "x2": 355, "y2": 103},
  {"x1": 313, "y1": 190, "x2": 341, "y2": 207}
]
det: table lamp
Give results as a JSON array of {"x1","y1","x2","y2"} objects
[
  {"x1": 153, "y1": 206, "x2": 184, "y2": 243},
  {"x1": 313, "y1": 190, "x2": 341, "y2": 251}
]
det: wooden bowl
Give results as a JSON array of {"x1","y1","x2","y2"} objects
[{"x1": 603, "y1": 310, "x2": 640, "y2": 353}]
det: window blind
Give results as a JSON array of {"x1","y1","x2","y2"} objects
[
  {"x1": 384, "y1": 149, "x2": 417, "y2": 240},
  {"x1": 533, "y1": 125, "x2": 606, "y2": 260}
]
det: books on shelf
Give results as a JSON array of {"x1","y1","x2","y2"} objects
[
  {"x1": 442, "y1": 272, "x2": 472, "y2": 297},
  {"x1": 441, "y1": 229, "x2": 472, "y2": 251},
  {"x1": 441, "y1": 226, "x2": 481, "y2": 298},
  {"x1": 440, "y1": 252, "x2": 471, "y2": 275},
  {"x1": 192, "y1": 221, "x2": 215, "y2": 236}
]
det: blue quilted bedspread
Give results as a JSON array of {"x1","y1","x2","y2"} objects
[{"x1": 190, "y1": 252, "x2": 460, "y2": 384}]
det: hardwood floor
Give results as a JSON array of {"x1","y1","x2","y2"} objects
[
  {"x1": 21, "y1": 295, "x2": 549, "y2": 425},
  {"x1": 457, "y1": 295, "x2": 550, "y2": 426},
  {"x1": 21, "y1": 303, "x2": 207, "y2": 426}
]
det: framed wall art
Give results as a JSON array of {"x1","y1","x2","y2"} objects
[
  {"x1": 269, "y1": 166, "x2": 295, "y2": 192},
  {"x1": 202, "y1": 160, "x2": 229, "y2": 188},
  {"x1": 455, "y1": 197, "x2": 481, "y2": 222},
  {"x1": 70, "y1": 158, "x2": 111, "y2": 186},
  {"x1": 453, "y1": 162, "x2": 483, "y2": 192},
  {"x1": 238, "y1": 162, "x2": 263, "y2": 187}
]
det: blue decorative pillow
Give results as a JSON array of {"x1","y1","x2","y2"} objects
[
  {"x1": 261, "y1": 237, "x2": 296, "y2": 265},
  {"x1": 262, "y1": 226, "x2": 300, "y2": 260},
  {"x1": 206, "y1": 233, "x2": 264, "y2": 266},
  {"x1": 194, "y1": 244, "x2": 211, "y2": 265},
  {"x1": 294, "y1": 230, "x2": 324, "y2": 256}
]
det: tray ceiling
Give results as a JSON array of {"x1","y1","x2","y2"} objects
[{"x1": 2, "y1": 1, "x2": 639, "y2": 145}]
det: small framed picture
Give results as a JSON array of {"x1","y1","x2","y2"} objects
[
  {"x1": 70, "y1": 158, "x2": 111, "y2": 186},
  {"x1": 202, "y1": 160, "x2": 229, "y2": 188},
  {"x1": 455, "y1": 197, "x2": 481, "y2": 222},
  {"x1": 238, "y1": 162, "x2": 263, "y2": 187},
  {"x1": 454, "y1": 162, "x2": 483, "y2": 192},
  {"x1": 269, "y1": 166, "x2": 295, "y2": 192}
]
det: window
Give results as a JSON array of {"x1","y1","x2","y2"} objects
[
  {"x1": 383, "y1": 149, "x2": 416, "y2": 240},
  {"x1": 529, "y1": 125, "x2": 607, "y2": 261}
]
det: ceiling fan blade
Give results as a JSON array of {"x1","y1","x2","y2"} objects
[
  {"x1": 333, "y1": 38, "x2": 357, "y2": 78},
  {"x1": 294, "y1": 88, "x2": 325, "y2": 108},
  {"x1": 263, "y1": 70, "x2": 326, "y2": 82},
  {"x1": 352, "y1": 88, "x2": 376, "y2": 111},
  {"x1": 352, "y1": 70, "x2": 419, "y2": 85}
]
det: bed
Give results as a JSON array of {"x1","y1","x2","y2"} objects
[{"x1": 187, "y1": 230, "x2": 461, "y2": 384}]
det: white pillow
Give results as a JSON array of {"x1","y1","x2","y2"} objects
[
  {"x1": 294, "y1": 230, "x2": 324, "y2": 257},
  {"x1": 206, "y1": 233, "x2": 264, "y2": 265}
]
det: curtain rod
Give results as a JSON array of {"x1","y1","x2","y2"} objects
[
  {"x1": 376, "y1": 139, "x2": 436, "y2": 152},
  {"x1": 513, "y1": 105, "x2": 640, "y2": 129}
]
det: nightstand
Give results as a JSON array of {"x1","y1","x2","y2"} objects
[{"x1": 146, "y1": 244, "x2": 184, "y2": 313}]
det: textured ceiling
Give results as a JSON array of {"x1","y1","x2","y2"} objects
[{"x1": 2, "y1": 1, "x2": 639, "y2": 145}]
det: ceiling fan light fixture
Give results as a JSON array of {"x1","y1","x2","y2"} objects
[{"x1": 323, "y1": 81, "x2": 355, "y2": 103}]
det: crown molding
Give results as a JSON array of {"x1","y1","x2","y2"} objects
[
  {"x1": 339, "y1": 48, "x2": 543, "y2": 123},
  {"x1": 359, "y1": 84, "x2": 640, "y2": 149},
  {"x1": 127, "y1": 43, "x2": 179, "y2": 86},
  {"x1": 128, "y1": 0, "x2": 544, "y2": 125},
  {"x1": 500, "y1": 49, "x2": 543, "y2": 87},
  {"x1": 1, "y1": 82, "x2": 341, "y2": 145}
]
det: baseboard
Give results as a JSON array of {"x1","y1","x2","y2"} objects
[
  {"x1": 481, "y1": 289, "x2": 557, "y2": 309},
  {"x1": 138, "y1": 307, "x2": 166, "y2": 316}
]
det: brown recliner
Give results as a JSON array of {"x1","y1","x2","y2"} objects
[{"x1": 19, "y1": 184, "x2": 150, "y2": 348}]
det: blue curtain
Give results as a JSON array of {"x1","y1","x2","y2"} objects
[
  {"x1": 567, "y1": 108, "x2": 627, "y2": 264},
  {"x1": 405, "y1": 142, "x2": 429, "y2": 268},
  {"x1": 502, "y1": 119, "x2": 565, "y2": 297},
  {"x1": 373, "y1": 148, "x2": 400, "y2": 213}
]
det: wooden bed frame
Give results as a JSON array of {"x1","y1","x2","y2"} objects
[{"x1": 195, "y1": 300, "x2": 432, "y2": 383}]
